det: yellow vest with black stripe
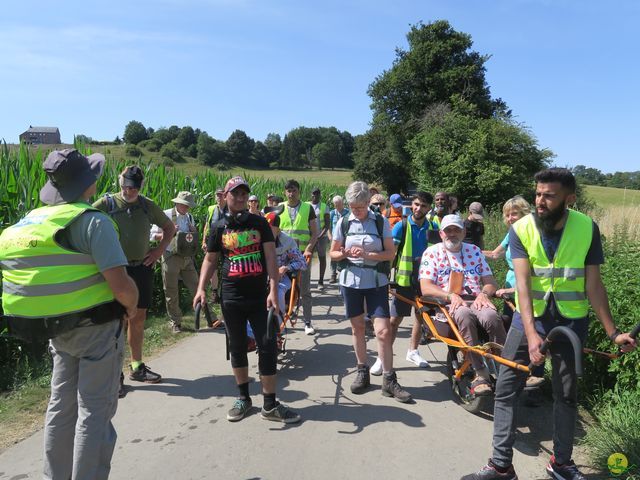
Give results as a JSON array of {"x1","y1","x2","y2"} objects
[
  {"x1": 513, "y1": 210, "x2": 592, "y2": 318},
  {"x1": 279, "y1": 202, "x2": 312, "y2": 250},
  {"x1": 0, "y1": 203, "x2": 116, "y2": 319}
]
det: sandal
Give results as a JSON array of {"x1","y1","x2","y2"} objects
[{"x1": 470, "y1": 377, "x2": 493, "y2": 397}]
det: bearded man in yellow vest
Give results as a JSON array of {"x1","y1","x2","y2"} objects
[
  {"x1": 0, "y1": 149, "x2": 138, "y2": 479},
  {"x1": 279, "y1": 179, "x2": 319, "y2": 335},
  {"x1": 463, "y1": 168, "x2": 637, "y2": 480}
]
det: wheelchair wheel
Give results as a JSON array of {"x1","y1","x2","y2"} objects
[{"x1": 446, "y1": 347, "x2": 488, "y2": 414}]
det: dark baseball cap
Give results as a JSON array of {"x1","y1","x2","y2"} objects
[
  {"x1": 40, "y1": 149, "x2": 105, "y2": 205},
  {"x1": 311, "y1": 187, "x2": 321, "y2": 194},
  {"x1": 224, "y1": 176, "x2": 251, "y2": 193},
  {"x1": 121, "y1": 165, "x2": 144, "y2": 188}
]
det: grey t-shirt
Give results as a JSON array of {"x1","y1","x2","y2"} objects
[
  {"x1": 332, "y1": 211, "x2": 392, "y2": 289},
  {"x1": 57, "y1": 208, "x2": 128, "y2": 273}
]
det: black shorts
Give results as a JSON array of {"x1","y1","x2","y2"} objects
[
  {"x1": 126, "y1": 264, "x2": 154, "y2": 309},
  {"x1": 390, "y1": 284, "x2": 419, "y2": 318}
]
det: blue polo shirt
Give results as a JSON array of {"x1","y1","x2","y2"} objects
[{"x1": 392, "y1": 216, "x2": 431, "y2": 260}]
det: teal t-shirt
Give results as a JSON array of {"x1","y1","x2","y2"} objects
[{"x1": 501, "y1": 232, "x2": 515, "y2": 288}]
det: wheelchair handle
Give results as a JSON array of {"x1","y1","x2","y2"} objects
[
  {"x1": 528, "y1": 326, "x2": 583, "y2": 377},
  {"x1": 266, "y1": 307, "x2": 280, "y2": 341},
  {"x1": 194, "y1": 301, "x2": 212, "y2": 330},
  {"x1": 194, "y1": 302, "x2": 202, "y2": 330}
]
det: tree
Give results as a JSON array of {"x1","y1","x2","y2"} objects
[
  {"x1": 226, "y1": 130, "x2": 255, "y2": 165},
  {"x1": 197, "y1": 133, "x2": 228, "y2": 166},
  {"x1": 572, "y1": 165, "x2": 606, "y2": 186},
  {"x1": 407, "y1": 110, "x2": 552, "y2": 208},
  {"x1": 251, "y1": 141, "x2": 271, "y2": 168},
  {"x1": 264, "y1": 133, "x2": 282, "y2": 166},
  {"x1": 160, "y1": 141, "x2": 183, "y2": 163},
  {"x1": 123, "y1": 120, "x2": 148, "y2": 145},
  {"x1": 113, "y1": 136, "x2": 122, "y2": 145},
  {"x1": 74, "y1": 134, "x2": 94, "y2": 144},
  {"x1": 176, "y1": 126, "x2": 197, "y2": 149},
  {"x1": 153, "y1": 126, "x2": 180, "y2": 145}
]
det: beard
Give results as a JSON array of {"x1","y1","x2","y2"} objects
[
  {"x1": 444, "y1": 239, "x2": 462, "y2": 251},
  {"x1": 534, "y1": 203, "x2": 566, "y2": 234}
]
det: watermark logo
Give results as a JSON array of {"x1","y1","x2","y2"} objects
[{"x1": 608, "y1": 453, "x2": 628, "y2": 476}]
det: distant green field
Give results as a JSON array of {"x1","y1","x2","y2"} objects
[
  {"x1": 584, "y1": 184, "x2": 640, "y2": 208},
  {"x1": 14, "y1": 143, "x2": 354, "y2": 188}
]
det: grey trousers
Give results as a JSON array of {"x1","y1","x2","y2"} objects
[
  {"x1": 300, "y1": 263, "x2": 312, "y2": 325},
  {"x1": 161, "y1": 254, "x2": 199, "y2": 325},
  {"x1": 492, "y1": 327, "x2": 578, "y2": 468},
  {"x1": 44, "y1": 320, "x2": 124, "y2": 480},
  {"x1": 453, "y1": 305, "x2": 506, "y2": 371}
]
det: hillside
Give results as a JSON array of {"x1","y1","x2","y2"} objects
[{"x1": 584, "y1": 184, "x2": 640, "y2": 208}]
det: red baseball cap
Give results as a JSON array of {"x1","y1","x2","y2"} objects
[{"x1": 224, "y1": 176, "x2": 250, "y2": 193}]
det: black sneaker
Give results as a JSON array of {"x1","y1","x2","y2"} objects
[
  {"x1": 227, "y1": 398, "x2": 252, "y2": 422},
  {"x1": 261, "y1": 402, "x2": 300, "y2": 424},
  {"x1": 546, "y1": 456, "x2": 586, "y2": 480},
  {"x1": 460, "y1": 460, "x2": 518, "y2": 480},
  {"x1": 129, "y1": 363, "x2": 162, "y2": 383},
  {"x1": 350, "y1": 365, "x2": 370, "y2": 394},
  {"x1": 118, "y1": 372, "x2": 126, "y2": 398},
  {"x1": 381, "y1": 371, "x2": 412, "y2": 403}
]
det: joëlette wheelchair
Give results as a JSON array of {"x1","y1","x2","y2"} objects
[{"x1": 390, "y1": 286, "x2": 584, "y2": 413}]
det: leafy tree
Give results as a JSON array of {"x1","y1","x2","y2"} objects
[
  {"x1": 407, "y1": 110, "x2": 551, "y2": 208},
  {"x1": 176, "y1": 126, "x2": 197, "y2": 149},
  {"x1": 251, "y1": 141, "x2": 271, "y2": 168},
  {"x1": 281, "y1": 127, "x2": 321, "y2": 168},
  {"x1": 139, "y1": 137, "x2": 162, "y2": 152},
  {"x1": 264, "y1": 133, "x2": 282, "y2": 166},
  {"x1": 197, "y1": 133, "x2": 228, "y2": 166},
  {"x1": 125, "y1": 144, "x2": 143, "y2": 158},
  {"x1": 153, "y1": 125, "x2": 180, "y2": 146},
  {"x1": 123, "y1": 120, "x2": 148, "y2": 145},
  {"x1": 113, "y1": 136, "x2": 122, "y2": 145},
  {"x1": 352, "y1": 126, "x2": 411, "y2": 193},
  {"x1": 74, "y1": 134, "x2": 94, "y2": 144},
  {"x1": 572, "y1": 165, "x2": 606, "y2": 186},
  {"x1": 226, "y1": 129, "x2": 255, "y2": 165},
  {"x1": 160, "y1": 141, "x2": 183, "y2": 163}
]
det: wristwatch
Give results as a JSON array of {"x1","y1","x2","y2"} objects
[{"x1": 609, "y1": 328, "x2": 621, "y2": 342}]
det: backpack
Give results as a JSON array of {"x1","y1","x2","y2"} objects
[
  {"x1": 170, "y1": 208, "x2": 199, "y2": 257},
  {"x1": 337, "y1": 213, "x2": 390, "y2": 276}
]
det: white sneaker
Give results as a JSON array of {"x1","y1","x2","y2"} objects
[
  {"x1": 370, "y1": 357, "x2": 383, "y2": 376},
  {"x1": 406, "y1": 349, "x2": 430, "y2": 368},
  {"x1": 304, "y1": 324, "x2": 316, "y2": 335}
]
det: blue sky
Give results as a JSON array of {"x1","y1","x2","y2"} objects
[{"x1": 1, "y1": 0, "x2": 638, "y2": 173}]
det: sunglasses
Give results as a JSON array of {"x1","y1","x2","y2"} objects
[{"x1": 371, "y1": 202, "x2": 385, "y2": 206}]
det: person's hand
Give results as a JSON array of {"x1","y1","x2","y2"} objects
[
  {"x1": 278, "y1": 266, "x2": 288, "y2": 278},
  {"x1": 266, "y1": 290, "x2": 279, "y2": 310},
  {"x1": 527, "y1": 332, "x2": 545, "y2": 365},
  {"x1": 154, "y1": 232, "x2": 164, "y2": 242},
  {"x1": 143, "y1": 247, "x2": 163, "y2": 266},
  {"x1": 615, "y1": 332, "x2": 638, "y2": 353},
  {"x1": 495, "y1": 288, "x2": 507, "y2": 298},
  {"x1": 303, "y1": 249, "x2": 312, "y2": 262},
  {"x1": 193, "y1": 289, "x2": 207, "y2": 310},
  {"x1": 349, "y1": 246, "x2": 366, "y2": 259},
  {"x1": 124, "y1": 304, "x2": 137, "y2": 322},
  {"x1": 473, "y1": 292, "x2": 496, "y2": 311},
  {"x1": 448, "y1": 292, "x2": 464, "y2": 313}
]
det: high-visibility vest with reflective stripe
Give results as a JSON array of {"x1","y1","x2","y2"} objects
[
  {"x1": 279, "y1": 202, "x2": 312, "y2": 250},
  {"x1": 0, "y1": 203, "x2": 116, "y2": 318},
  {"x1": 513, "y1": 210, "x2": 592, "y2": 319},
  {"x1": 395, "y1": 218, "x2": 433, "y2": 287}
]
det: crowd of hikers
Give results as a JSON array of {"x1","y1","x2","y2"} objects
[{"x1": 0, "y1": 149, "x2": 637, "y2": 480}]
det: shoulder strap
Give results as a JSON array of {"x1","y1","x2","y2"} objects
[
  {"x1": 340, "y1": 215, "x2": 350, "y2": 243},
  {"x1": 374, "y1": 213, "x2": 385, "y2": 251}
]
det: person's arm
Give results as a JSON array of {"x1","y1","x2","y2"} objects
[
  {"x1": 586, "y1": 264, "x2": 637, "y2": 351},
  {"x1": 102, "y1": 266, "x2": 139, "y2": 321},
  {"x1": 322, "y1": 209, "x2": 331, "y2": 235},
  {"x1": 473, "y1": 275, "x2": 498, "y2": 310},
  {"x1": 358, "y1": 236, "x2": 395, "y2": 262},
  {"x1": 193, "y1": 251, "x2": 219, "y2": 308},
  {"x1": 513, "y1": 256, "x2": 544, "y2": 363},
  {"x1": 263, "y1": 241, "x2": 279, "y2": 310},
  {"x1": 483, "y1": 244, "x2": 506, "y2": 260},
  {"x1": 305, "y1": 215, "x2": 319, "y2": 261}
]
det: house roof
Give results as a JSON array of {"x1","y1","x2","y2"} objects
[{"x1": 25, "y1": 126, "x2": 60, "y2": 133}]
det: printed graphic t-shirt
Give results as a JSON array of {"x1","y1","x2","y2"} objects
[{"x1": 207, "y1": 213, "x2": 274, "y2": 302}]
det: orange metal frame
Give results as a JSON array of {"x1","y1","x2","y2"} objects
[{"x1": 390, "y1": 289, "x2": 531, "y2": 377}]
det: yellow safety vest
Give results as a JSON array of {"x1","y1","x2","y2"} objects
[
  {"x1": 279, "y1": 202, "x2": 312, "y2": 250},
  {"x1": 513, "y1": 210, "x2": 592, "y2": 319},
  {"x1": 0, "y1": 203, "x2": 116, "y2": 318}
]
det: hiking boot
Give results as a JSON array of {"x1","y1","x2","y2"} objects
[
  {"x1": 261, "y1": 402, "x2": 300, "y2": 424},
  {"x1": 381, "y1": 371, "x2": 412, "y2": 403},
  {"x1": 329, "y1": 274, "x2": 337, "y2": 284},
  {"x1": 317, "y1": 280, "x2": 324, "y2": 289},
  {"x1": 460, "y1": 460, "x2": 518, "y2": 480},
  {"x1": 118, "y1": 372, "x2": 125, "y2": 398},
  {"x1": 546, "y1": 456, "x2": 586, "y2": 480},
  {"x1": 129, "y1": 363, "x2": 162, "y2": 383},
  {"x1": 171, "y1": 323, "x2": 182, "y2": 334},
  {"x1": 227, "y1": 398, "x2": 252, "y2": 422},
  {"x1": 304, "y1": 324, "x2": 316, "y2": 335},
  {"x1": 370, "y1": 357, "x2": 383, "y2": 376},
  {"x1": 406, "y1": 349, "x2": 431, "y2": 368},
  {"x1": 525, "y1": 375, "x2": 545, "y2": 389},
  {"x1": 350, "y1": 365, "x2": 370, "y2": 394}
]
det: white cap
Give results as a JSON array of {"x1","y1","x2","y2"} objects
[{"x1": 440, "y1": 214, "x2": 465, "y2": 230}]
